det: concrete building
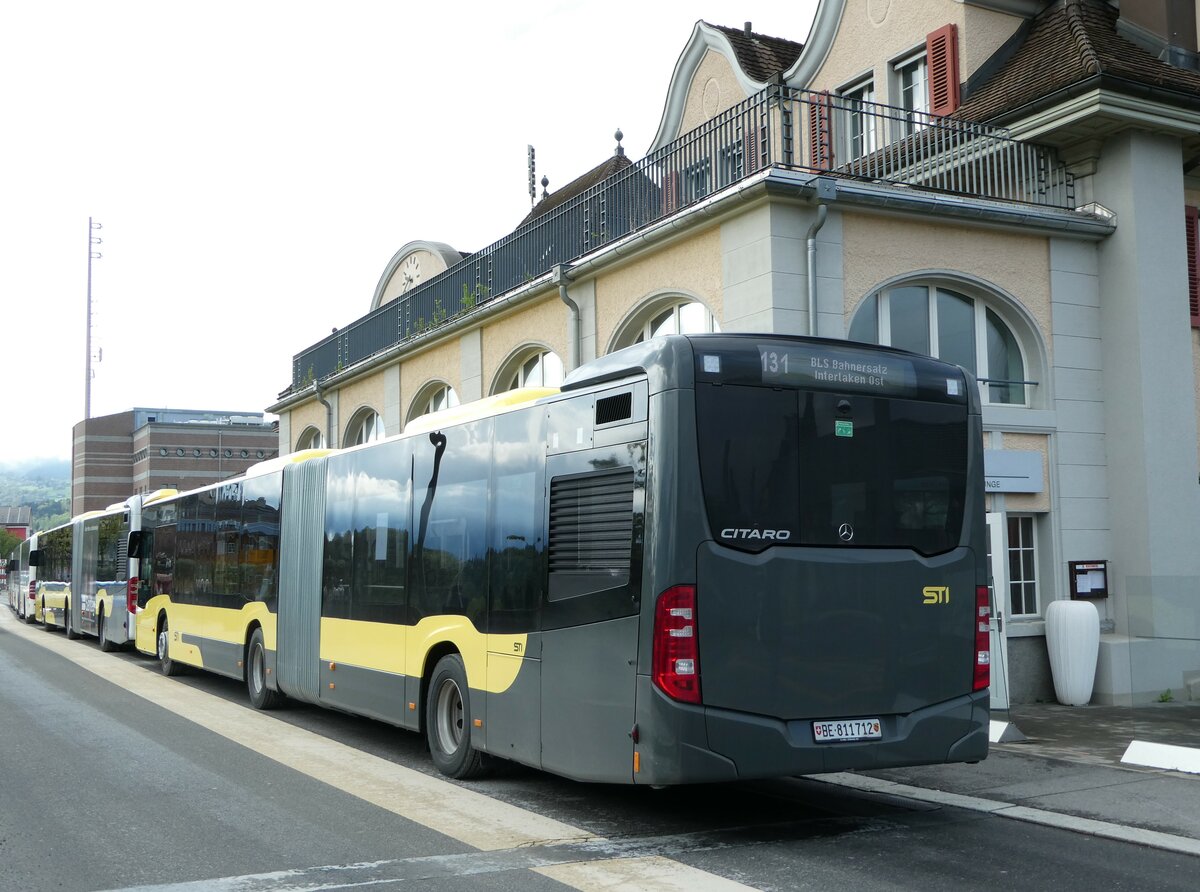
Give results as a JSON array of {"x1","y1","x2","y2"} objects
[
  {"x1": 268, "y1": 0, "x2": 1200, "y2": 706},
  {"x1": 72, "y1": 408, "x2": 279, "y2": 514}
]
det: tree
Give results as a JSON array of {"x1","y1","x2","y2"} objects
[{"x1": 0, "y1": 529, "x2": 19, "y2": 559}]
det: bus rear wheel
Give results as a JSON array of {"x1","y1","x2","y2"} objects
[
  {"x1": 246, "y1": 628, "x2": 282, "y2": 710},
  {"x1": 65, "y1": 602, "x2": 79, "y2": 640},
  {"x1": 98, "y1": 610, "x2": 116, "y2": 652},
  {"x1": 157, "y1": 618, "x2": 181, "y2": 676},
  {"x1": 426, "y1": 654, "x2": 486, "y2": 780}
]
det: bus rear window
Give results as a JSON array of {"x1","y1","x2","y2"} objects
[{"x1": 696, "y1": 384, "x2": 968, "y2": 554}]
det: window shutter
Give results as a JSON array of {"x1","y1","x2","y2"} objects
[
  {"x1": 927, "y1": 24, "x2": 960, "y2": 116},
  {"x1": 744, "y1": 124, "x2": 760, "y2": 175},
  {"x1": 809, "y1": 91, "x2": 834, "y2": 170},
  {"x1": 1188, "y1": 205, "x2": 1200, "y2": 328},
  {"x1": 663, "y1": 170, "x2": 680, "y2": 214}
]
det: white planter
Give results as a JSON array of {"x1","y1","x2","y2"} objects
[{"x1": 1044, "y1": 599, "x2": 1100, "y2": 706}]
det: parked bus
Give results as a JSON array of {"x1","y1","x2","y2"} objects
[
  {"x1": 30, "y1": 521, "x2": 73, "y2": 632},
  {"x1": 69, "y1": 495, "x2": 154, "y2": 651},
  {"x1": 6, "y1": 536, "x2": 35, "y2": 620},
  {"x1": 131, "y1": 334, "x2": 989, "y2": 784}
]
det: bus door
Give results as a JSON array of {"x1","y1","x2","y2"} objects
[{"x1": 539, "y1": 391, "x2": 646, "y2": 782}]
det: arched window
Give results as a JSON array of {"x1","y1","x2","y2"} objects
[
  {"x1": 408, "y1": 383, "x2": 460, "y2": 425},
  {"x1": 499, "y1": 349, "x2": 564, "y2": 393},
  {"x1": 849, "y1": 285, "x2": 1030, "y2": 405},
  {"x1": 635, "y1": 299, "x2": 720, "y2": 343},
  {"x1": 613, "y1": 296, "x2": 721, "y2": 351},
  {"x1": 345, "y1": 409, "x2": 385, "y2": 446},
  {"x1": 296, "y1": 426, "x2": 325, "y2": 450}
]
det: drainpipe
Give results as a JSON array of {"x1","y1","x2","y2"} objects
[
  {"x1": 553, "y1": 264, "x2": 579, "y2": 372},
  {"x1": 313, "y1": 380, "x2": 337, "y2": 449},
  {"x1": 806, "y1": 203, "x2": 828, "y2": 337}
]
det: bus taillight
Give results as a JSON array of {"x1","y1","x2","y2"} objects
[
  {"x1": 974, "y1": 585, "x2": 991, "y2": 692},
  {"x1": 127, "y1": 577, "x2": 139, "y2": 614},
  {"x1": 652, "y1": 585, "x2": 701, "y2": 704},
  {"x1": 28, "y1": 581, "x2": 36, "y2": 604}
]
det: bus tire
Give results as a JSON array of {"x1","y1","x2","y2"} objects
[
  {"x1": 98, "y1": 610, "x2": 116, "y2": 653},
  {"x1": 246, "y1": 628, "x2": 282, "y2": 710},
  {"x1": 65, "y1": 602, "x2": 80, "y2": 640},
  {"x1": 426, "y1": 654, "x2": 487, "y2": 780},
  {"x1": 157, "y1": 618, "x2": 181, "y2": 677}
]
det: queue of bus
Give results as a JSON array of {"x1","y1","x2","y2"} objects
[{"x1": 4, "y1": 334, "x2": 991, "y2": 785}]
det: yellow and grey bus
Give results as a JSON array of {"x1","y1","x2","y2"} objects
[
  {"x1": 30, "y1": 521, "x2": 73, "y2": 632},
  {"x1": 6, "y1": 535, "x2": 36, "y2": 622},
  {"x1": 66, "y1": 496, "x2": 152, "y2": 651},
  {"x1": 131, "y1": 333, "x2": 989, "y2": 784}
]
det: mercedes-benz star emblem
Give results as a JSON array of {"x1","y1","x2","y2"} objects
[{"x1": 838, "y1": 523, "x2": 855, "y2": 542}]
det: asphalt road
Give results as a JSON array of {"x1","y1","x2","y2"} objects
[{"x1": 1, "y1": 609, "x2": 1197, "y2": 892}]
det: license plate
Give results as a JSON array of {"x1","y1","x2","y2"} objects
[{"x1": 812, "y1": 718, "x2": 882, "y2": 743}]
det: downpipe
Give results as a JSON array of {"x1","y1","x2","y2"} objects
[
  {"x1": 554, "y1": 264, "x2": 580, "y2": 372},
  {"x1": 806, "y1": 203, "x2": 828, "y2": 337}
]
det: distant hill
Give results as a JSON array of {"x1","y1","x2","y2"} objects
[{"x1": 0, "y1": 458, "x2": 71, "y2": 532}]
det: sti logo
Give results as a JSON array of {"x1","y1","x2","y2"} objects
[{"x1": 922, "y1": 586, "x2": 950, "y2": 605}]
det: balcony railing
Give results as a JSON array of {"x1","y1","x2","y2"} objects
[{"x1": 289, "y1": 86, "x2": 1075, "y2": 391}]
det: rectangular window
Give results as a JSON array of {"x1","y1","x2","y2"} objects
[
  {"x1": 1007, "y1": 515, "x2": 1039, "y2": 616},
  {"x1": 695, "y1": 383, "x2": 969, "y2": 556},
  {"x1": 838, "y1": 78, "x2": 876, "y2": 161},
  {"x1": 892, "y1": 51, "x2": 928, "y2": 138},
  {"x1": 682, "y1": 158, "x2": 711, "y2": 204}
]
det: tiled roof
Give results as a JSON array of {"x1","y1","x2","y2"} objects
[
  {"x1": 519, "y1": 152, "x2": 634, "y2": 227},
  {"x1": 1, "y1": 506, "x2": 31, "y2": 525},
  {"x1": 709, "y1": 23, "x2": 804, "y2": 83},
  {"x1": 957, "y1": 0, "x2": 1200, "y2": 124}
]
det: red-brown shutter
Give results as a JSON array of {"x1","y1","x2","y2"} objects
[
  {"x1": 1187, "y1": 205, "x2": 1200, "y2": 327},
  {"x1": 927, "y1": 24, "x2": 961, "y2": 117},
  {"x1": 663, "y1": 170, "x2": 680, "y2": 214},
  {"x1": 809, "y1": 91, "x2": 833, "y2": 171},
  {"x1": 745, "y1": 122, "x2": 760, "y2": 174}
]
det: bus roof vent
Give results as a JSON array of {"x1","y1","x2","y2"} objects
[{"x1": 596, "y1": 392, "x2": 632, "y2": 426}]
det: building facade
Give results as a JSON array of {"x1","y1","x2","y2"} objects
[
  {"x1": 72, "y1": 408, "x2": 279, "y2": 514},
  {"x1": 1, "y1": 506, "x2": 32, "y2": 541},
  {"x1": 268, "y1": 0, "x2": 1200, "y2": 707}
]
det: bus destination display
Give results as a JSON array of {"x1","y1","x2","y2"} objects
[{"x1": 758, "y1": 343, "x2": 920, "y2": 396}]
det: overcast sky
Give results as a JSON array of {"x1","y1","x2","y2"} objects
[{"x1": 1, "y1": 0, "x2": 817, "y2": 466}]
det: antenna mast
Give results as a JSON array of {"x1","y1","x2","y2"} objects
[{"x1": 85, "y1": 217, "x2": 102, "y2": 419}]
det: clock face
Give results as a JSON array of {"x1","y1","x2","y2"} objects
[{"x1": 400, "y1": 254, "x2": 422, "y2": 293}]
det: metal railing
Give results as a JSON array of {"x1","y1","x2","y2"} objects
[{"x1": 288, "y1": 86, "x2": 1075, "y2": 391}]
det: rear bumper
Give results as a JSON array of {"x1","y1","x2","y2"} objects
[{"x1": 635, "y1": 677, "x2": 988, "y2": 785}]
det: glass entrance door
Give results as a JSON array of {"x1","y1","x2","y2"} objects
[{"x1": 985, "y1": 513, "x2": 1011, "y2": 710}]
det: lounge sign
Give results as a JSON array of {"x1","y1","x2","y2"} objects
[{"x1": 983, "y1": 450, "x2": 1043, "y2": 493}]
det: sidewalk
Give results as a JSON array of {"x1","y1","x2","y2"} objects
[{"x1": 835, "y1": 701, "x2": 1200, "y2": 856}]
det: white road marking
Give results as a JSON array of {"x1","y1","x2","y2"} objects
[
  {"x1": 1122, "y1": 740, "x2": 1200, "y2": 775},
  {"x1": 1, "y1": 610, "x2": 757, "y2": 891}
]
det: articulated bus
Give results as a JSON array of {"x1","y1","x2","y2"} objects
[
  {"x1": 6, "y1": 535, "x2": 36, "y2": 621},
  {"x1": 128, "y1": 333, "x2": 989, "y2": 784},
  {"x1": 31, "y1": 521, "x2": 72, "y2": 631},
  {"x1": 69, "y1": 495, "x2": 151, "y2": 650}
]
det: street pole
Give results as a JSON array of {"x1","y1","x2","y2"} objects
[{"x1": 85, "y1": 218, "x2": 103, "y2": 419}]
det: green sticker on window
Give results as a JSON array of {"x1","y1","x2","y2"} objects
[{"x1": 835, "y1": 420, "x2": 854, "y2": 438}]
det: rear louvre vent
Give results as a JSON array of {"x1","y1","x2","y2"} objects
[
  {"x1": 595, "y1": 392, "x2": 633, "y2": 426},
  {"x1": 548, "y1": 468, "x2": 635, "y2": 600}
]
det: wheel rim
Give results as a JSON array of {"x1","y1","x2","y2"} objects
[
  {"x1": 435, "y1": 677, "x2": 464, "y2": 752},
  {"x1": 157, "y1": 628, "x2": 168, "y2": 661},
  {"x1": 251, "y1": 645, "x2": 264, "y2": 695}
]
